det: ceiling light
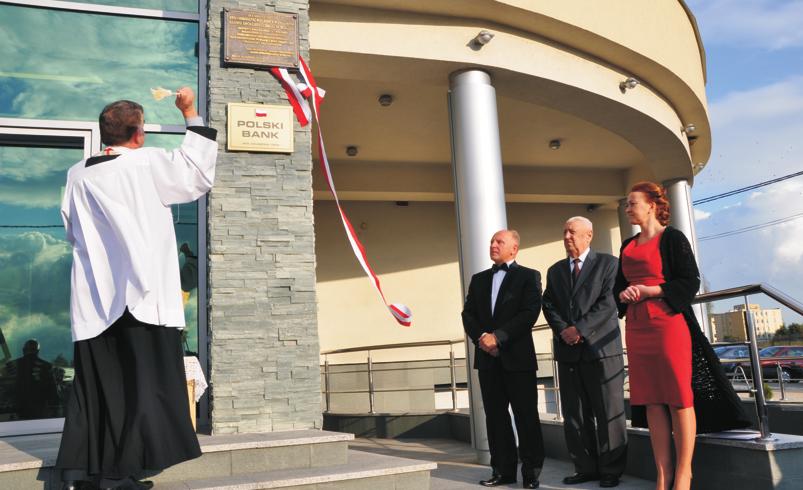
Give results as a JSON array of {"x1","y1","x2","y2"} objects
[
  {"x1": 346, "y1": 145, "x2": 358, "y2": 157},
  {"x1": 378, "y1": 94, "x2": 393, "y2": 107},
  {"x1": 619, "y1": 77, "x2": 639, "y2": 92},
  {"x1": 549, "y1": 139, "x2": 561, "y2": 150}
]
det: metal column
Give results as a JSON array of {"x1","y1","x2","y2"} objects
[
  {"x1": 664, "y1": 179, "x2": 712, "y2": 339},
  {"x1": 448, "y1": 69, "x2": 508, "y2": 465}
]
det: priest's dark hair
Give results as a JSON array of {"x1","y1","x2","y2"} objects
[{"x1": 99, "y1": 100, "x2": 144, "y2": 146}]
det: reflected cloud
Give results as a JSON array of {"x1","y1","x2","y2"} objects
[
  {"x1": 0, "y1": 232, "x2": 72, "y2": 363},
  {"x1": 0, "y1": 4, "x2": 198, "y2": 124}
]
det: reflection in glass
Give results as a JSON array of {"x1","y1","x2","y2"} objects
[
  {"x1": 0, "y1": 144, "x2": 80, "y2": 422},
  {"x1": 65, "y1": 1, "x2": 198, "y2": 13},
  {"x1": 0, "y1": 4, "x2": 198, "y2": 124}
]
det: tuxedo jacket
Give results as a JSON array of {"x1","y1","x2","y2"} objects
[
  {"x1": 462, "y1": 262, "x2": 542, "y2": 371},
  {"x1": 542, "y1": 250, "x2": 622, "y2": 363}
]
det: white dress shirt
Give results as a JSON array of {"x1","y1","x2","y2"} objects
[
  {"x1": 61, "y1": 125, "x2": 218, "y2": 341},
  {"x1": 490, "y1": 259, "x2": 515, "y2": 315}
]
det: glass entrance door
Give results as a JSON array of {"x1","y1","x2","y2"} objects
[{"x1": 0, "y1": 126, "x2": 92, "y2": 436}]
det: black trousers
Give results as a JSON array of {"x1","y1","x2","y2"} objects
[
  {"x1": 478, "y1": 366, "x2": 544, "y2": 479},
  {"x1": 558, "y1": 355, "x2": 628, "y2": 477}
]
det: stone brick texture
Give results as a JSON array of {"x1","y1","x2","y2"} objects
[{"x1": 207, "y1": 0, "x2": 321, "y2": 434}]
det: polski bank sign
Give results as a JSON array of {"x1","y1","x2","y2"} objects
[{"x1": 227, "y1": 103, "x2": 294, "y2": 153}]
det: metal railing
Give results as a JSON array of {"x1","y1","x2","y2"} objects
[
  {"x1": 320, "y1": 284, "x2": 803, "y2": 441},
  {"x1": 695, "y1": 284, "x2": 803, "y2": 440}
]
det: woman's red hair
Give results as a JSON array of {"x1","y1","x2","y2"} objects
[{"x1": 630, "y1": 181, "x2": 671, "y2": 226}]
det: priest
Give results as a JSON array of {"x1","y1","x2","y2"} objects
[{"x1": 55, "y1": 88, "x2": 218, "y2": 490}]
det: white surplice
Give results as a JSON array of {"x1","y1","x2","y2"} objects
[{"x1": 61, "y1": 128, "x2": 218, "y2": 341}]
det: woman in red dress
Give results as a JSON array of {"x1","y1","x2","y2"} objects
[{"x1": 618, "y1": 182, "x2": 696, "y2": 490}]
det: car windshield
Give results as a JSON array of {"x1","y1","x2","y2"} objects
[{"x1": 760, "y1": 346, "x2": 783, "y2": 357}]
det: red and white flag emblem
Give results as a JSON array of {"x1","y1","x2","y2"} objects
[{"x1": 254, "y1": 109, "x2": 267, "y2": 117}]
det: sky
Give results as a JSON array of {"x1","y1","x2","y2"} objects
[{"x1": 685, "y1": 0, "x2": 803, "y2": 325}]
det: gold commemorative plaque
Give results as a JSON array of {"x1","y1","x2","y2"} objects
[{"x1": 223, "y1": 9, "x2": 298, "y2": 69}]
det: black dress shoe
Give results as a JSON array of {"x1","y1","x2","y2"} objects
[
  {"x1": 62, "y1": 481, "x2": 98, "y2": 490},
  {"x1": 563, "y1": 473, "x2": 600, "y2": 484},
  {"x1": 522, "y1": 478, "x2": 539, "y2": 489},
  {"x1": 599, "y1": 474, "x2": 620, "y2": 487},
  {"x1": 479, "y1": 474, "x2": 517, "y2": 486},
  {"x1": 100, "y1": 478, "x2": 154, "y2": 490}
]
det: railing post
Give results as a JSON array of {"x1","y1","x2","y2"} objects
[
  {"x1": 743, "y1": 296, "x2": 773, "y2": 441},
  {"x1": 450, "y1": 344, "x2": 458, "y2": 412},
  {"x1": 324, "y1": 359, "x2": 331, "y2": 413},
  {"x1": 367, "y1": 353, "x2": 376, "y2": 414},
  {"x1": 776, "y1": 362, "x2": 786, "y2": 401},
  {"x1": 552, "y1": 357, "x2": 562, "y2": 421}
]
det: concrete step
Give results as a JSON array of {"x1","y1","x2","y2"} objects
[
  {"x1": 155, "y1": 450, "x2": 435, "y2": 489},
  {"x1": 0, "y1": 430, "x2": 361, "y2": 489}
]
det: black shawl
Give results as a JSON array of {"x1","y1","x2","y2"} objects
[{"x1": 614, "y1": 226, "x2": 752, "y2": 433}]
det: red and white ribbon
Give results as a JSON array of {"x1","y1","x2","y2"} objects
[{"x1": 270, "y1": 57, "x2": 412, "y2": 327}]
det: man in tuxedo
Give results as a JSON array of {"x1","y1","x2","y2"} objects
[
  {"x1": 462, "y1": 229, "x2": 544, "y2": 489},
  {"x1": 542, "y1": 217, "x2": 627, "y2": 488}
]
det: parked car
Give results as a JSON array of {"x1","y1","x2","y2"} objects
[
  {"x1": 714, "y1": 344, "x2": 803, "y2": 383},
  {"x1": 714, "y1": 345, "x2": 751, "y2": 376},
  {"x1": 759, "y1": 346, "x2": 803, "y2": 383}
]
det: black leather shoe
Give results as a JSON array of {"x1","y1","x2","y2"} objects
[
  {"x1": 479, "y1": 474, "x2": 517, "y2": 486},
  {"x1": 522, "y1": 478, "x2": 539, "y2": 488},
  {"x1": 100, "y1": 478, "x2": 153, "y2": 490},
  {"x1": 62, "y1": 481, "x2": 98, "y2": 490},
  {"x1": 599, "y1": 474, "x2": 620, "y2": 487},
  {"x1": 563, "y1": 473, "x2": 599, "y2": 484}
]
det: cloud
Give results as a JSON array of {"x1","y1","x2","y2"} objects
[
  {"x1": 695, "y1": 75, "x2": 803, "y2": 196},
  {"x1": 689, "y1": 0, "x2": 803, "y2": 50},
  {"x1": 696, "y1": 181, "x2": 803, "y2": 316},
  {"x1": 694, "y1": 209, "x2": 712, "y2": 221},
  {"x1": 0, "y1": 231, "x2": 73, "y2": 363},
  {"x1": 0, "y1": 5, "x2": 197, "y2": 124},
  {"x1": 709, "y1": 77, "x2": 803, "y2": 127}
]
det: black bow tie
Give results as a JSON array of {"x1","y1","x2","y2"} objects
[{"x1": 492, "y1": 263, "x2": 509, "y2": 273}]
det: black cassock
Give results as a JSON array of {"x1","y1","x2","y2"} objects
[{"x1": 56, "y1": 309, "x2": 201, "y2": 480}]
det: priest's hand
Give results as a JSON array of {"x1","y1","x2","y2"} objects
[{"x1": 175, "y1": 86, "x2": 198, "y2": 119}]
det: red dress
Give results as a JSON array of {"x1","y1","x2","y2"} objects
[{"x1": 622, "y1": 231, "x2": 693, "y2": 408}]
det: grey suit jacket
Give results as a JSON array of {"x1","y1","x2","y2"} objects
[{"x1": 542, "y1": 250, "x2": 623, "y2": 362}]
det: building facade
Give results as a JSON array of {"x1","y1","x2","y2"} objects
[
  {"x1": 0, "y1": 0, "x2": 711, "y2": 459},
  {"x1": 711, "y1": 304, "x2": 784, "y2": 342}
]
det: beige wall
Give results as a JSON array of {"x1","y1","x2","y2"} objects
[
  {"x1": 315, "y1": 200, "x2": 622, "y2": 362},
  {"x1": 311, "y1": 0, "x2": 711, "y2": 175}
]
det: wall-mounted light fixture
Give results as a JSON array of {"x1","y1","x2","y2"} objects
[
  {"x1": 472, "y1": 30, "x2": 495, "y2": 47},
  {"x1": 681, "y1": 123, "x2": 696, "y2": 134},
  {"x1": 549, "y1": 139, "x2": 561, "y2": 150},
  {"x1": 378, "y1": 94, "x2": 393, "y2": 107},
  {"x1": 346, "y1": 145, "x2": 358, "y2": 157},
  {"x1": 619, "y1": 77, "x2": 639, "y2": 93}
]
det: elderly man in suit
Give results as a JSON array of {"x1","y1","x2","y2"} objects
[
  {"x1": 542, "y1": 217, "x2": 628, "y2": 488},
  {"x1": 462, "y1": 229, "x2": 544, "y2": 489}
]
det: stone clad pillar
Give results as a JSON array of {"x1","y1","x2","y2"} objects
[
  {"x1": 206, "y1": 0, "x2": 321, "y2": 434},
  {"x1": 449, "y1": 69, "x2": 507, "y2": 464},
  {"x1": 664, "y1": 178, "x2": 711, "y2": 339}
]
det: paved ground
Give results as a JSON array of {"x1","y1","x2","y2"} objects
[{"x1": 350, "y1": 438, "x2": 654, "y2": 490}]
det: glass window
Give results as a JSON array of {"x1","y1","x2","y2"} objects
[
  {"x1": 0, "y1": 4, "x2": 198, "y2": 125},
  {"x1": 0, "y1": 142, "x2": 82, "y2": 422},
  {"x1": 65, "y1": 1, "x2": 198, "y2": 13}
]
